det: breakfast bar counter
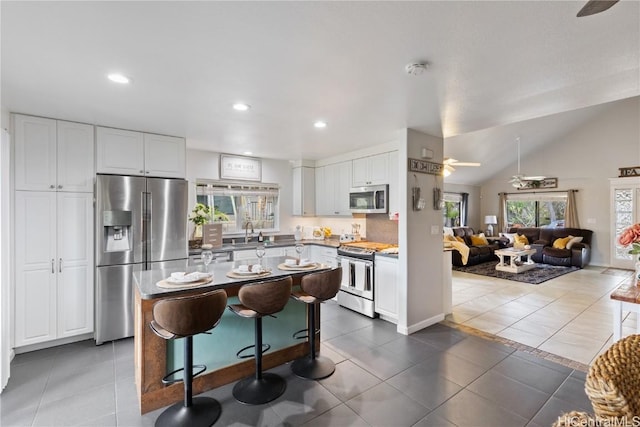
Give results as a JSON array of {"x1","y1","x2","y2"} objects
[{"x1": 133, "y1": 256, "x2": 328, "y2": 414}]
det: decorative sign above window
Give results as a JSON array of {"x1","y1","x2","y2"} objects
[
  {"x1": 516, "y1": 177, "x2": 558, "y2": 190},
  {"x1": 408, "y1": 158, "x2": 443, "y2": 175},
  {"x1": 220, "y1": 154, "x2": 262, "y2": 181},
  {"x1": 619, "y1": 167, "x2": 640, "y2": 178}
]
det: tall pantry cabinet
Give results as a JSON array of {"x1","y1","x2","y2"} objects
[{"x1": 13, "y1": 114, "x2": 94, "y2": 347}]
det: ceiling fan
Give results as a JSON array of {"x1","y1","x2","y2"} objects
[
  {"x1": 577, "y1": 0, "x2": 619, "y2": 17},
  {"x1": 443, "y1": 158, "x2": 481, "y2": 176},
  {"x1": 509, "y1": 137, "x2": 546, "y2": 188}
]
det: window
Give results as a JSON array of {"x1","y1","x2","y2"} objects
[
  {"x1": 506, "y1": 193, "x2": 566, "y2": 228},
  {"x1": 443, "y1": 193, "x2": 462, "y2": 227},
  {"x1": 196, "y1": 181, "x2": 279, "y2": 234}
]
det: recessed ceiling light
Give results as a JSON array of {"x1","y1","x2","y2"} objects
[
  {"x1": 107, "y1": 73, "x2": 130, "y2": 84},
  {"x1": 243, "y1": 151, "x2": 253, "y2": 156},
  {"x1": 233, "y1": 103, "x2": 251, "y2": 111},
  {"x1": 314, "y1": 121, "x2": 327, "y2": 129}
]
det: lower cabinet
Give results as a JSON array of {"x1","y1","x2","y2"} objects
[
  {"x1": 309, "y1": 245, "x2": 338, "y2": 268},
  {"x1": 374, "y1": 256, "x2": 398, "y2": 323},
  {"x1": 14, "y1": 191, "x2": 94, "y2": 347},
  {"x1": 234, "y1": 247, "x2": 284, "y2": 261}
]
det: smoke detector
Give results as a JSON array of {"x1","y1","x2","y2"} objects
[{"x1": 405, "y1": 62, "x2": 429, "y2": 76}]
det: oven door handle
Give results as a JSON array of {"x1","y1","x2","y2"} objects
[
  {"x1": 349, "y1": 262, "x2": 356, "y2": 287},
  {"x1": 364, "y1": 264, "x2": 371, "y2": 291}
]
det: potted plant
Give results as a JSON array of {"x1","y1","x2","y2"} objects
[{"x1": 189, "y1": 203, "x2": 211, "y2": 241}]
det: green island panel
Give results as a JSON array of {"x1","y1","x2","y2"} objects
[{"x1": 167, "y1": 295, "x2": 307, "y2": 372}]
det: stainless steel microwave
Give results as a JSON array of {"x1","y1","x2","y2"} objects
[{"x1": 349, "y1": 184, "x2": 388, "y2": 214}]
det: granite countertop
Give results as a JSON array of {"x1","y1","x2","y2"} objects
[
  {"x1": 134, "y1": 256, "x2": 331, "y2": 299},
  {"x1": 376, "y1": 252, "x2": 399, "y2": 259}
]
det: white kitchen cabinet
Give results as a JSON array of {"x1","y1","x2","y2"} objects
[
  {"x1": 283, "y1": 245, "x2": 309, "y2": 259},
  {"x1": 14, "y1": 114, "x2": 94, "y2": 192},
  {"x1": 309, "y1": 245, "x2": 338, "y2": 267},
  {"x1": 234, "y1": 247, "x2": 283, "y2": 261},
  {"x1": 292, "y1": 166, "x2": 315, "y2": 216},
  {"x1": 316, "y1": 162, "x2": 352, "y2": 216},
  {"x1": 352, "y1": 152, "x2": 389, "y2": 186},
  {"x1": 143, "y1": 133, "x2": 187, "y2": 178},
  {"x1": 96, "y1": 127, "x2": 186, "y2": 178},
  {"x1": 14, "y1": 191, "x2": 94, "y2": 347},
  {"x1": 374, "y1": 255, "x2": 398, "y2": 323}
]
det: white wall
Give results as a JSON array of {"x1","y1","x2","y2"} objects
[
  {"x1": 1, "y1": 107, "x2": 9, "y2": 131},
  {"x1": 0, "y1": 106, "x2": 12, "y2": 390},
  {"x1": 398, "y1": 129, "x2": 445, "y2": 334},
  {"x1": 480, "y1": 96, "x2": 640, "y2": 266}
]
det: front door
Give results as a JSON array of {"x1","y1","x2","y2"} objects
[{"x1": 610, "y1": 178, "x2": 640, "y2": 269}]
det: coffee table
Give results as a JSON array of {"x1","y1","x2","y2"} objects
[{"x1": 494, "y1": 248, "x2": 536, "y2": 273}]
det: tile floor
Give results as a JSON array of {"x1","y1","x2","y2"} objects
[
  {"x1": 1, "y1": 301, "x2": 589, "y2": 427},
  {"x1": 449, "y1": 265, "x2": 636, "y2": 366}
]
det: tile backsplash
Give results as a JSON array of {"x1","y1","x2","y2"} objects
[{"x1": 365, "y1": 214, "x2": 398, "y2": 244}]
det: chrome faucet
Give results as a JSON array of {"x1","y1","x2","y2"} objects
[{"x1": 244, "y1": 221, "x2": 254, "y2": 244}]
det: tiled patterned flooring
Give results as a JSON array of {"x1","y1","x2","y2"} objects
[
  {"x1": 449, "y1": 265, "x2": 635, "y2": 366},
  {"x1": 1, "y1": 301, "x2": 589, "y2": 427}
]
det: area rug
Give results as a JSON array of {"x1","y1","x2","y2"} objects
[{"x1": 452, "y1": 261, "x2": 579, "y2": 284}]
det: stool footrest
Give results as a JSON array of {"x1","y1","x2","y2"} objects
[
  {"x1": 236, "y1": 343, "x2": 271, "y2": 359},
  {"x1": 161, "y1": 364, "x2": 206, "y2": 385},
  {"x1": 292, "y1": 328, "x2": 319, "y2": 340}
]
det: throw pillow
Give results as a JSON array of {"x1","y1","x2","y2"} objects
[
  {"x1": 553, "y1": 236, "x2": 573, "y2": 249},
  {"x1": 514, "y1": 234, "x2": 529, "y2": 249},
  {"x1": 566, "y1": 236, "x2": 584, "y2": 249},
  {"x1": 470, "y1": 234, "x2": 489, "y2": 245}
]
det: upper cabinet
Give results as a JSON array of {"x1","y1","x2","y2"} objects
[
  {"x1": 292, "y1": 166, "x2": 315, "y2": 216},
  {"x1": 143, "y1": 133, "x2": 187, "y2": 178},
  {"x1": 96, "y1": 127, "x2": 186, "y2": 178},
  {"x1": 316, "y1": 161, "x2": 352, "y2": 216},
  {"x1": 14, "y1": 114, "x2": 94, "y2": 192},
  {"x1": 352, "y1": 152, "x2": 389, "y2": 186}
]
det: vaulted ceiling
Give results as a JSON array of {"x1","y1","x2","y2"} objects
[{"x1": 2, "y1": 1, "x2": 639, "y2": 184}]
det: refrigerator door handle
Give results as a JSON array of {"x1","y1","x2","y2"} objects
[{"x1": 142, "y1": 191, "x2": 151, "y2": 269}]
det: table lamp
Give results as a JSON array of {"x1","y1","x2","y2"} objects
[{"x1": 484, "y1": 215, "x2": 497, "y2": 237}]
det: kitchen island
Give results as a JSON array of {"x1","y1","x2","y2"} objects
[{"x1": 133, "y1": 256, "x2": 329, "y2": 414}]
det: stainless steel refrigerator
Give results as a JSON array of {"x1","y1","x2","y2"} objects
[{"x1": 95, "y1": 174, "x2": 188, "y2": 344}]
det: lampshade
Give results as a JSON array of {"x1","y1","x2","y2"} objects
[{"x1": 484, "y1": 215, "x2": 497, "y2": 225}]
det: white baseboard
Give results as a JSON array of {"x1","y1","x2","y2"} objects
[
  {"x1": 397, "y1": 313, "x2": 445, "y2": 335},
  {"x1": 14, "y1": 333, "x2": 94, "y2": 354}
]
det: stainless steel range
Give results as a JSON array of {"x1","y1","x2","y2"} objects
[{"x1": 336, "y1": 245, "x2": 378, "y2": 318}]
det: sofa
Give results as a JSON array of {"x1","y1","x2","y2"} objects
[
  {"x1": 448, "y1": 227, "x2": 500, "y2": 266},
  {"x1": 504, "y1": 227, "x2": 593, "y2": 268}
]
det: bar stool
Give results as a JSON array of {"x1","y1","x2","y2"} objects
[
  {"x1": 290, "y1": 267, "x2": 342, "y2": 380},
  {"x1": 228, "y1": 277, "x2": 293, "y2": 405},
  {"x1": 150, "y1": 289, "x2": 227, "y2": 427}
]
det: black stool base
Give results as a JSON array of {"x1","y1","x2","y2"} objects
[
  {"x1": 291, "y1": 355, "x2": 335, "y2": 380},
  {"x1": 232, "y1": 373, "x2": 286, "y2": 405},
  {"x1": 155, "y1": 396, "x2": 221, "y2": 427}
]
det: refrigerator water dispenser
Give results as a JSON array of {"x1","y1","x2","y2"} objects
[{"x1": 103, "y1": 210, "x2": 132, "y2": 252}]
